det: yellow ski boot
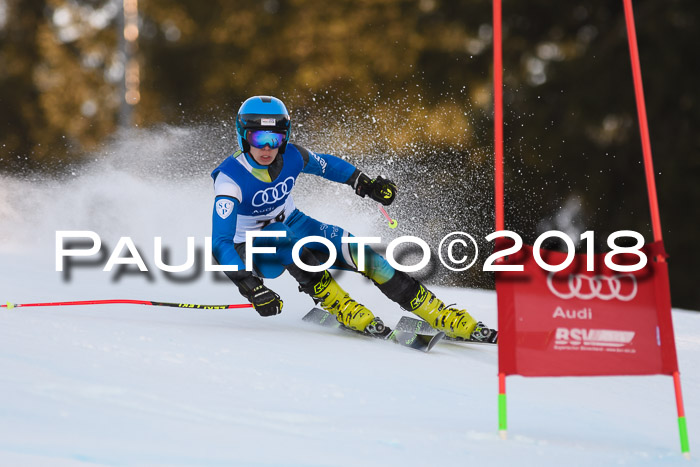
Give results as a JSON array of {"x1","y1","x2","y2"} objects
[
  {"x1": 409, "y1": 285, "x2": 477, "y2": 340},
  {"x1": 304, "y1": 271, "x2": 377, "y2": 332}
]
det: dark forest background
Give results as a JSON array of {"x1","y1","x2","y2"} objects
[{"x1": 1, "y1": 0, "x2": 698, "y2": 309}]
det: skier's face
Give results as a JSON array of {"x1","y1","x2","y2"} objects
[{"x1": 249, "y1": 145, "x2": 279, "y2": 166}]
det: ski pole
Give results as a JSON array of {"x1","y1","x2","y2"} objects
[
  {"x1": 378, "y1": 205, "x2": 398, "y2": 229},
  {"x1": 2, "y1": 299, "x2": 253, "y2": 310}
]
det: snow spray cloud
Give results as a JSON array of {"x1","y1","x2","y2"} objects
[{"x1": 3, "y1": 91, "x2": 603, "y2": 287}]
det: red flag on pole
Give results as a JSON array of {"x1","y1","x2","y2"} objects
[
  {"x1": 495, "y1": 240, "x2": 678, "y2": 377},
  {"x1": 492, "y1": 0, "x2": 689, "y2": 454}
]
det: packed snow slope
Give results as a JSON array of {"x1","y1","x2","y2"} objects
[{"x1": 1, "y1": 129, "x2": 698, "y2": 466}]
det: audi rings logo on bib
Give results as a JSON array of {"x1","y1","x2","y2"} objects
[
  {"x1": 252, "y1": 177, "x2": 295, "y2": 207},
  {"x1": 546, "y1": 272, "x2": 638, "y2": 302}
]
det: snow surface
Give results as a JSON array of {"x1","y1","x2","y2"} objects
[{"x1": 1, "y1": 132, "x2": 698, "y2": 466}]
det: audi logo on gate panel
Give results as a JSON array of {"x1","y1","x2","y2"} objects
[
  {"x1": 546, "y1": 272, "x2": 638, "y2": 301},
  {"x1": 252, "y1": 177, "x2": 295, "y2": 207}
]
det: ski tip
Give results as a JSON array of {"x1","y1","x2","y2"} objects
[
  {"x1": 302, "y1": 307, "x2": 327, "y2": 322},
  {"x1": 426, "y1": 331, "x2": 445, "y2": 352},
  {"x1": 389, "y1": 329, "x2": 436, "y2": 352},
  {"x1": 301, "y1": 309, "x2": 316, "y2": 322},
  {"x1": 499, "y1": 430, "x2": 508, "y2": 440}
]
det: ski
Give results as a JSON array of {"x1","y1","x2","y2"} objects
[
  {"x1": 395, "y1": 316, "x2": 498, "y2": 345},
  {"x1": 302, "y1": 308, "x2": 443, "y2": 352}
]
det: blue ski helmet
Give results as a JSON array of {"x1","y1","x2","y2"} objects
[{"x1": 236, "y1": 96, "x2": 291, "y2": 154}]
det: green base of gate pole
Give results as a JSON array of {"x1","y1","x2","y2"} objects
[
  {"x1": 499, "y1": 393, "x2": 507, "y2": 440},
  {"x1": 678, "y1": 416, "x2": 690, "y2": 459}
]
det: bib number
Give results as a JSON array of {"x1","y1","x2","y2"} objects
[{"x1": 257, "y1": 211, "x2": 287, "y2": 229}]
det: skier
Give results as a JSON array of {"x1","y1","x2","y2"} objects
[{"x1": 211, "y1": 95, "x2": 487, "y2": 341}]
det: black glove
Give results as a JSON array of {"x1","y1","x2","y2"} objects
[
  {"x1": 237, "y1": 276, "x2": 283, "y2": 317},
  {"x1": 355, "y1": 173, "x2": 397, "y2": 206}
]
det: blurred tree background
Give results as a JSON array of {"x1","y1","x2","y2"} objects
[{"x1": 1, "y1": 0, "x2": 698, "y2": 309}]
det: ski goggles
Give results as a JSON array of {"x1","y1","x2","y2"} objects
[{"x1": 246, "y1": 130, "x2": 286, "y2": 149}]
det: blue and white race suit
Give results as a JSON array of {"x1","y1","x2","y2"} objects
[{"x1": 211, "y1": 144, "x2": 394, "y2": 282}]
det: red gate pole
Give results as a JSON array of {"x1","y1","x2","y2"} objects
[
  {"x1": 493, "y1": 0, "x2": 507, "y2": 440},
  {"x1": 622, "y1": 0, "x2": 663, "y2": 244},
  {"x1": 623, "y1": 0, "x2": 689, "y2": 457},
  {"x1": 493, "y1": 0, "x2": 504, "y2": 234},
  {"x1": 673, "y1": 371, "x2": 691, "y2": 458},
  {"x1": 498, "y1": 372, "x2": 507, "y2": 439}
]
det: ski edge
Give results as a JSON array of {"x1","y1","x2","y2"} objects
[
  {"x1": 395, "y1": 316, "x2": 498, "y2": 345},
  {"x1": 302, "y1": 308, "x2": 442, "y2": 352}
]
